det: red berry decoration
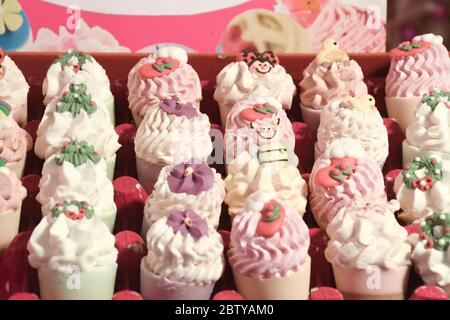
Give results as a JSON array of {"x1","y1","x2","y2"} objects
[{"x1": 256, "y1": 200, "x2": 286, "y2": 238}]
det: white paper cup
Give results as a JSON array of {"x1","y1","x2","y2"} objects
[
  {"x1": 385, "y1": 96, "x2": 422, "y2": 133},
  {"x1": 300, "y1": 104, "x2": 321, "y2": 132},
  {"x1": 38, "y1": 264, "x2": 117, "y2": 300},
  {"x1": 402, "y1": 140, "x2": 450, "y2": 167},
  {"x1": 232, "y1": 255, "x2": 311, "y2": 300},
  {"x1": 106, "y1": 155, "x2": 116, "y2": 181},
  {"x1": 136, "y1": 156, "x2": 165, "y2": 194},
  {"x1": 106, "y1": 96, "x2": 115, "y2": 125},
  {"x1": 0, "y1": 207, "x2": 21, "y2": 252},
  {"x1": 6, "y1": 157, "x2": 26, "y2": 179}
]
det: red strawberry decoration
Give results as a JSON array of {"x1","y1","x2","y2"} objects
[
  {"x1": 139, "y1": 57, "x2": 180, "y2": 79},
  {"x1": 112, "y1": 290, "x2": 144, "y2": 300},
  {"x1": 255, "y1": 200, "x2": 286, "y2": 238},
  {"x1": 8, "y1": 292, "x2": 40, "y2": 300},
  {"x1": 239, "y1": 104, "x2": 277, "y2": 122},
  {"x1": 410, "y1": 285, "x2": 448, "y2": 300},
  {"x1": 309, "y1": 287, "x2": 343, "y2": 300},
  {"x1": 315, "y1": 157, "x2": 357, "y2": 188},
  {"x1": 390, "y1": 40, "x2": 432, "y2": 58},
  {"x1": 213, "y1": 290, "x2": 245, "y2": 300}
]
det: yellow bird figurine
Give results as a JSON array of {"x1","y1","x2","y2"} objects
[
  {"x1": 315, "y1": 39, "x2": 349, "y2": 65},
  {"x1": 342, "y1": 95, "x2": 377, "y2": 113}
]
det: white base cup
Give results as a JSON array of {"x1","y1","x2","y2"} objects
[
  {"x1": 6, "y1": 157, "x2": 26, "y2": 179},
  {"x1": 0, "y1": 207, "x2": 21, "y2": 252},
  {"x1": 141, "y1": 215, "x2": 151, "y2": 239},
  {"x1": 106, "y1": 96, "x2": 115, "y2": 125},
  {"x1": 232, "y1": 255, "x2": 311, "y2": 300},
  {"x1": 332, "y1": 264, "x2": 410, "y2": 300},
  {"x1": 402, "y1": 140, "x2": 450, "y2": 167},
  {"x1": 98, "y1": 208, "x2": 117, "y2": 232},
  {"x1": 38, "y1": 264, "x2": 117, "y2": 300},
  {"x1": 136, "y1": 156, "x2": 164, "y2": 194},
  {"x1": 219, "y1": 102, "x2": 234, "y2": 129},
  {"x1": 300, "y1": 104, "x2": 321, "y2": 132},
  {"x1": 385, "y1": 96, "x2": 422, "y2": 133},
  {"x1": 106, "y1": 155, "x2": 116, "y2": 181},
  {"x1": 140, "y1": 260, "x2": 215, "y2": 300}
]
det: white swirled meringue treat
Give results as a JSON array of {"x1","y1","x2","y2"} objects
[
  {"x1": 142, "y1": 160, "x2": 224, "y2": 236},
  {"x1": 37, "y1": 140, "x2": 117, "y2": 231},
  {"x1": 325, "y1": 201, "x2": 412, "y2": 300},
  {"x1": 395, "y1": 155, "x2": 450, "y2": 224},
  {"x1": 409, "y1": 211, "x2": 450, "y2": 295},
  {"x1": 310, "y1": 138, "x2": 387, "y2": 229},
  {"x1": 128, "y1": 46, "x2": 202, "y2": 126},
  {"x1": 135, "y1": 96, "x2": 212, "y2": 193},
  {"x1": 214, "y1": 50, "x2": 295, "y2": 126},
  {"x1": 225, "y1": 151, "x2": 307, "y2": 218},
  {"x1": 0, "y1": 51, "x2": 29, "y2": 126},
  {"x1": 43, "y1": 50, "x2": 115, "y2": 124},
  {"x1": 28, "y1": 200, "x2": 118, "y2": 300},
  {"x1": 229, "y1": 191, "x2": 311, "y2": 300},
  {"x1": 315, "y1": 95, "x2": 389, "y2": 168},
  {"x1": 140, "y1": 209, "x2": 224, "y2": 300},
  {"x1": 403, "y1": 90, "x2": 450, "y2": 165},
  {"x1": 35, "y1": 83, "x2": 120, "y2": 180}
]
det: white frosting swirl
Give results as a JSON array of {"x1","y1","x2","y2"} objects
[
  {"x1": 43, "y1": 52, "x2": 113, "y2": 107},
  {"x1": 224, "y1": 151, "x2": 307, "y2": 216},
  {"x1": 153, "y1": 46, "x2": 188, "y2": 64},
  {"x1": 322, "y1": 138, "x2": 366, "y2": 159},
  {"x1": 325, "y1": 201, "x2": 412, "y2": 270},
  {"x1": 35, "y1": 91, "x2": 120, "y2": 161},
  {"x1": 144, "y1": 164, "x2": 225, "y2": 228},
  {"x1": 316, "y1": 101, "x2": 389, "y2": 167},
  {"x1": 0, "y1": 56, "x2": 29, "y2": 125},
  {"x1": 395, "y1": 156, "x2": 450, "y2": 222},
  {"x1": 410, "y1": 233, "x2": 450, "y2": 287},
  {"x1": 214, "y1": 61, "x2": 296, "y2": 111},
  {"x1": 37, "y1": 155, "x2": 116, "y2": 220},
  {"x1": 145, "y1": 217, "x2": 224, "y2": 285},
  {"x1": 134, "y1": 105, "x2": 212, "y2": 164},
  {"x1": 413, "y1": 34, "x2": 444, "y2": 45},
  {"x1": 28, "y1": 213, "x2": 117, "y2": 274},
  {"x1": 406, "y1": 97, "x2": 450, "y2": 153}
]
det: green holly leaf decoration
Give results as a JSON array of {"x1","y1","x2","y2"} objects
[
  {"x1": 402, "y1": 156, "x2": 443, "y2": 190},
  {"x1": 420, "y1": 212, "x2": 450, "y2": 252},
  {"x1": 422, "y1": 90, "x2": 450, "y2": 111},
  {"x1": 56, "y1": 140, "x2": 101, "y2": 167},
  {"x1": 51, "y1": 200, "x2": 95, "y2": 221},
  {"x1": 0, "y1": 158, "x2": 5, "y2": 167},
  {"x1": 56, "y1": 83, "x2": 97, "y2": 117},
  {"x1": 55, "y1": 51, "x2": 92, "y2": 68},
  {"x1": 0, "y1": 101, "x2": 11, "y2": 117}
]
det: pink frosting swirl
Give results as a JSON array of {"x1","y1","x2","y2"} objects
[
  {"x1": 127, "y1": 55, "x2": 202, "y2": 119},
  {"x1": 0, "y1": 167, "x2": 27, "y2": 212},
  {"x1": 300, "y1": 59, "x2": 368, "y2": 110},
  {"x1": 229, "y1": 192, "x2": 310, "y2": 279},
  {"x1": 0, "y1": 118, "x2": 32, "y2": 162},
  {"x1": 309, "y1": 1, "x2": 386, "y2": 53},
  {"x1": 309, "y1": 156, "x2": 387, "y2": 228},
  {"x1": 386, "y1": 42, "x2": 450, "y2": 97}
]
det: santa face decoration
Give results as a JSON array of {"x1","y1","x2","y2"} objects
[{"x1": 237, "y1": 50, "x2": 279, "y2": 75}]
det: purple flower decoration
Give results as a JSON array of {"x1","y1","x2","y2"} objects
[
  {"x1": 167, "y1": 161, "x2": 214, "y2": 195},
  {"x1": 167, "y1": 210, "x2": 208, "y2": 241},
  {"x1": 160, "y1": 96, "x2": 198, "y2": 119}
]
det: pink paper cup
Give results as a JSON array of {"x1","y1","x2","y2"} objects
[{"x1": 135, "y1": 156, "x2": 165, "y2": 194}]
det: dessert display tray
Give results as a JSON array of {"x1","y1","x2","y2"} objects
[{"x1": 0, "y1": 52, "x2": 429, "y2": 300}]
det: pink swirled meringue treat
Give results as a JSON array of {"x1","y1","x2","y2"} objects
[
  {"x1": 215, "y1": 50, "x2": 295, "y2": 126},
  {"x1": 128, "y1": 46, "x2": 202, "y2": 126},
  {"x1": 315, "y1": 95, "x2": 389, "y2": 168},
  {"x1": 229, "y1": 190, "x2": 310, "y2": 300},
  {"x1": 0, "y1": 49, "x2": 29, "y2": 126},
  {"x1": 386, "y1": 34, "x2": 450, "y2": 132},
  {"x1": 0, "y1": 163, "x2": 27, "y2": 251},
  {"x1": 326, "y1": 201, "x2": 412, "y2": 300},
  {"x1": 310, "y1": 138, "x2": 387, "y2": 229},
  {"x1": 0, "y1": 115, "x2": 32, "y2": 178},
  {"x1": 300, "y1": 39, "x2": 368, "y2": 130}
]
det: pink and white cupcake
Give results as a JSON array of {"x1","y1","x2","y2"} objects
[
  {"x1": 0, "y1": 163, "x2": 26, "y2": 252},
  {"x1": 224, "y1": 98, "x2": 297, "y2": 165},
  {"x1": 215, "y1": 51, "x2": 295, "y2": 126},
  {"x1": 300, "y1": 39, "x2": 368, "y2": 130},
  {"x1": 325, "y1": 201, "x2": 412, "y2": 300},
  {"x1": 35, "y1": 83, "x2": 120, "y2": 180},
  {"x1": 43, "y1": 50, "x2": 115, "y2": 124},
  {"x1": 276, "y1": 0, "x2": 386, "y2": 53},
  {"x1": 315, "y1": 95, "x2": 389, "y2": 168},
  {"x1": 142, "y1": 160, "x2": 225, "y2": 236},
  {"x1": 229, "y1": 191, "x2": 311, "y2": 300},
  {"x1": 134, "y1": 96, "x2": 212, "y2": 193},
  {"x1": 409, "y1": 211, "x2": 450, "y2": 296},
  {"x1": 395, "y1": 156, "x2": 450, "y2": 224},
  {"x1": 140, "y1": 210, "x2": 224, "y2": 300},
  {"x1": 128, "y1": 47, "x2": 202, "y2": 127},
  {"x1": 309, "y1": 138, "x2": 387, "y2": 229},
  {"x1": 386, "y1": 34, "x2": 450, "y2": 132},
  {"x1": 37, "y1": 140, "x2": 117, "y2": 231},
  {"x1": 28, "y1": 200, "x2": 118, "y2": 300},
  {"x1": 0, "y1": 110, "x2": 32, "y2": 178},
  {"x1": 403, "y1": 90, "x2": 450, "y2": 165},
  {"x1": 0, "y1": 48, "x2": 29, "y2": 126}
]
